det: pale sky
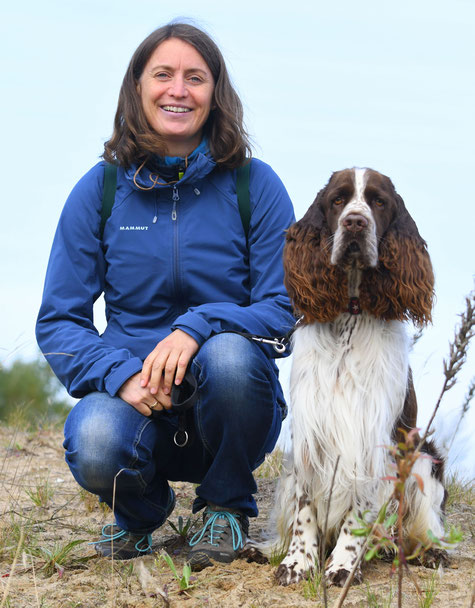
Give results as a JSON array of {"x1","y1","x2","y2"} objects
[{"x1": 1, "y1": 0, "x2": 474, "y2": 476}]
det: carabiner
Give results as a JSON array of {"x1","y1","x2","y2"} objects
[
  {"x1": 251, "y1": 336, "x2": 287, "y2": 354},
  {"x1": 272, "y1": 341, "x2": 287, "y2": 354}
]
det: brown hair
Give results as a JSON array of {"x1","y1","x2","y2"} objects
[{"x1": 103, "y1": 22, "x2": 252, "y2": 168}]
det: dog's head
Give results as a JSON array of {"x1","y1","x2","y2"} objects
[{"x1": 284, "y1": 168, "x2": 434, "y2": 325}]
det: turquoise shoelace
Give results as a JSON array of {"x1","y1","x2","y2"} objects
[
  {"x1": 189, "y1": 509, "x2": 244, "y2": 550},
  {"x1": 92, "y1": 524, "x2": 152, "y2": 553}
]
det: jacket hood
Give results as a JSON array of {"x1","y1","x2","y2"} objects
[{"x1": 124, "y1": 151, "x2": 216, "y2": 191}]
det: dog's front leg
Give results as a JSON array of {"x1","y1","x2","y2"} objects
[
  {"x1": 325, "y1": 510, "x2": 364, "y2": 586},
  {"x1": 275, "y1": 491, "x2": 319, "y2": 585}
]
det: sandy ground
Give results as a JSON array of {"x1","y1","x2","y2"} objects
[{"x1": 0, "y1": 427, "x2": 473, "y2": 608}]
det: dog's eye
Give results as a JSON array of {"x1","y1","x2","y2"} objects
[
  {"x1": 333, "y1": 196, "x2": 344, "y2": 206},
  {"x1": 374, "y1": 197, "x2": 385, "y2": 207}
]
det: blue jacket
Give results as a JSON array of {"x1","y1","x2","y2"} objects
[{"x1": 36, "y1": 153, "x2": 296, "y2": 398}]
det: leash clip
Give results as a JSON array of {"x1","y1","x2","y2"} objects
[{"x1": 250, "y1": 336, "x2": 287, "y2": 354}]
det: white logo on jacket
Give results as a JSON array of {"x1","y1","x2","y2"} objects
[{"x1": 119, "y1": 226, "x2": 149, "y2": 231}]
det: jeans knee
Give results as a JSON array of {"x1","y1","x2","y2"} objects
[
  {"x1": 64, "y1": 393, "x2": 154, "y2": 493},
  {"x1": 194, "y1": 333, "x2": 272, "y2": 391}
]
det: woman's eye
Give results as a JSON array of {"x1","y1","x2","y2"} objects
[
  {"x1": 333, "y1": 196, "x2": 344, "y2": 206},
  {"x1": 188, "y1": 75, "x2": 203, "y2": 83},
  {"x1": 155, "y1": 72, "x2": 169, "y2": 80}
]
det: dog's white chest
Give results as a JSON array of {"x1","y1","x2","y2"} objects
[
  {"x1": 289, "y1": 313, "x2": 410, "y2": 509},
  {"x1": 291, "y1": 313, "x2": 409, "y2": 406}
]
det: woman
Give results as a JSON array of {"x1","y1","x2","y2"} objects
[{"x1": 36, "y1": 22, "x2": 295, "y2": 570}]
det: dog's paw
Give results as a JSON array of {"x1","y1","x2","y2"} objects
[
  {"x1": 238, "y1": 543, "x2": 268, "y2": 564},
  {"x1": 275, "y1": 561, "x2": 308, "y2": 586},
  {"x1": 416, "y1": 548, "x2": 450, "y2": 569},
  {"x1": 326, "y1": 566, "x2": 363, "y2": 587}
]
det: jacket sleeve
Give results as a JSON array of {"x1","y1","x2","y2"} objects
[
  {"x1": 35, "y1": 163, "x2": 143, "y2": 398},
  {"x1": 171, "y1": 159, "x2": 296, "y2": 357}
]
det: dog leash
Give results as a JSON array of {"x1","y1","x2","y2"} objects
[
  {"x1": 151, "y1": 370, "x2": 198, "y2": 447},
  {"x1": 222, "y1": 316, "x2": 304, "y2": 354}
]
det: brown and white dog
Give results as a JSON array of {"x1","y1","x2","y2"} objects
[{"x1": 246, "y1": 168, "x2": 447, "y2": 586}]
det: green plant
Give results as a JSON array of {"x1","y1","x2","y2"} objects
[
  {"x1": 351, "y1": 503, "x2": 398, "y2": 562},
  {"x1": 159, "y1": 551, "x2": 197, "y2": 592},
  {"x1": 27, "y1": 539, "x2": 88, "y2": 577},
  {"x1": 419, "y1": 571, "x2": 438, "y2": 608},
  {"x1": 167, "y1": 514, "x2": 197, "y2": 539},
  {"x1": 25, "y1": 477, "x2": 54, "y2": 507},
  {"x1": 301, "y1": 564, "x2": 323, "y2": 600},
  {"x1": 268, "y1": 543, "x2": 288, "y2": 567}
]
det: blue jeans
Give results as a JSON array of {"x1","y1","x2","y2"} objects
[{"x1": 63, "y1": 333, "x2": 284, "y2": 533}]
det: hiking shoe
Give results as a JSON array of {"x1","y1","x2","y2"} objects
[
  {"x1": 94, "y1": 488, "x2": 175, "y2": 559},
  {"x1": 94, "y1": 525, "x2": 153, "y2": 559},
  {"x1": 188, "y1": 503, "x2": 249, "y2": 571}
]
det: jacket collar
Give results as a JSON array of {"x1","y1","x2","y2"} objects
[{"x1": 124, "y1": 150, "x2": 216, "y2": 191}]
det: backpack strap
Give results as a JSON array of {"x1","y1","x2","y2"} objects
[
  {"x1": 100, "y1": 163, "x2": 118, "y2": 239},
  {"x1": 99, "y1": 162, "x2": 251, "y2": 240},
  {"x1": 236, "y1": 163, "x2": 251, "y2": 240}
]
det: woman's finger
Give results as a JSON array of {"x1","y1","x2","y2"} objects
[
  {"x1": 141, "y1": 346, "x2": 161, "y2": 387},
  {"x1": 148, "y1": 397, "x2": 164, "y2": 412},
  {"x1": 148, "y1": 354, "x2": 167, "y2": 395},
  {"x1": 155, "y1": 387, "x2": 172, "y2": 410},
  {"x1": 174, "y1": 350, "x2": 193, "y2": 386},
  {"x1": 162, "y1": 351, "x2": 180, "y2": 394}
]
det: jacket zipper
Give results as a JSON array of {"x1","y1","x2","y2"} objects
[
  {"x1": 172, "y1": 186, "x2": 179, "y2": 220},
  {"x1": 172, "y1": 185, "x2": 181, "y2": 304}
]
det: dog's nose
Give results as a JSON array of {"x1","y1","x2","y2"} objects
[{"x1": 343, "y1": 214, "x2": 368, "y2": 233}]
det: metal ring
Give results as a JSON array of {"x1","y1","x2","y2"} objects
[
  {"x1": 173, "y1": 430, "x2": 189, "y2": 447},
  {"x1": 273, "y1": 342, "x2": 287, "y2": 354},
  {"x1": 150, "y1": 400, "x2": 159, "y2": 409}
]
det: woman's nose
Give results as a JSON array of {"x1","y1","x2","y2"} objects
[{"x1": 168, "y1": 75, "x2": 188, "y2": 97}]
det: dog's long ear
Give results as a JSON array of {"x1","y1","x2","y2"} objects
[
  {"x1": 284, "y1": 187, "x2": 348, "y2": 323},
  {"x1": 360, "y1": 191, "x2": 434, "y2": 326}
]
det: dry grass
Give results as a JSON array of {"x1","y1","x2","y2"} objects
[
  {"x1": 445, "y1": 474, "x2": 475, "y2": 511},
  {"x1": 255, "y1": 448, "x2": 283, "y2": 479},
  {"x1": 0, "y1": 427, "x2": 473, "y2": 608}
]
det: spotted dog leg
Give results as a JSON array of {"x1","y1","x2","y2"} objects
[
  {"x1": 325, "y1": 512, "x2": 364, "y2": 587},
  {"x1": 275, "y1": 494, "x2": 319, "y2": 585}
]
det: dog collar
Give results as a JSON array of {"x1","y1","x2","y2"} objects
[{"x1": 349, "y1": 297, "x2": 361, "y2": 315}]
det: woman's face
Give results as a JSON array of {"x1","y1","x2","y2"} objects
[{"x1": 138, "y1": 37, "x2": 215, "y2": 157}]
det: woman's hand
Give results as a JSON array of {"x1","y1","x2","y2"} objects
[
  {"x1": 141, "y1": 330, "x2": 199, "y2": 399},
  {"x1": 118, "y1": 372, "x2": 171, "y2": 415}
]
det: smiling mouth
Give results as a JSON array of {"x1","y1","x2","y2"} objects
[{"x1": 162, "y1": 106, "x2": 192, "y2": 113}]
